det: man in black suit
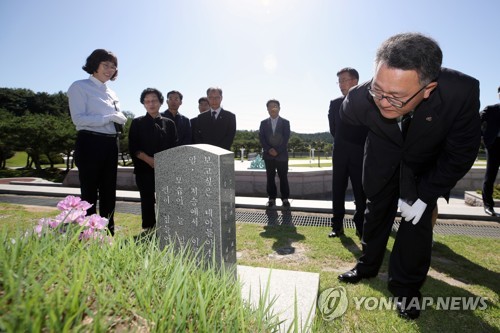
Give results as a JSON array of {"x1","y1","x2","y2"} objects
[
  {"x1": 259, "y1": 99, "x2": 291, "y2": 208},
  {"x1": 337, "y1": 33, "x2": 480, "y2": 320},
  {"x1": 162, "y1": 90, "x2": 192, "y2": 146},
  {"x1": 480, "y1": 86, "x2": 500, "y2": 216},
  {"x1": 328, "y1": 67, "x2": 368, "y2": 238},
  {"x1": 190, "y1": 97, "x2": 210, "y2": 143},
  {"x1": 194, "y1": 87, "x2": 236, "y2": 150}
]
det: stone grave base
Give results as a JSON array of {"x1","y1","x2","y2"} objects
[{"x1": 238, "y1": 265, "x2": 319, "y2": 332}]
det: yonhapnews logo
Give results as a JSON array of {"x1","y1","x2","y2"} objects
[
  {"x1": 317, "y1": 287, "x2": 489, "y2": 321},
  {"x1": 317, "y1": 286, "x2": 349, "y2": 321}
]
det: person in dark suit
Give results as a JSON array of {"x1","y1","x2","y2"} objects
[
  {"x1": 259, "y1": 99, "x2": 291, "y2": 208},
  {"x1": 191, "y1": 97, "x2": 210, "y2": 143},
  {"x1": 162, "y1": 90, "x2": 192, "y2": 146},
  {"x1": 194, "y1": 87, "x2": 236, "y2": 150},
  {"x1": 480, "y1": 86, "x2": 500, "y2": 216},
  {"x1": 129, "y1": 88, "x2": 177, "y2": 231},
  {"x1": 328, "y1": 67, "x2": 368, "y2": 238},
  {"x1": 337, "y1": 33, "x2": 480, "y2": 320}
]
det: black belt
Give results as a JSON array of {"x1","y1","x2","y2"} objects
[{"x1": 79, "y1": 130, "x2": 118, "y2": 138}]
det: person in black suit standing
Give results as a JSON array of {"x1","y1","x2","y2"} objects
[
  {"x1": 191, "y1": 97, "x2": 210, "y2": 143},
  {"x1": 337, "y1": 33, "x2": 480, "y2": 320},
  {"x1": 194, "y1": 87, "x2": 236, "y2": 150},
  {"x1": 129, "y1": 88, "x2": 177, "y2": 231},
  {"x1": 480, "y1": 86, "x2": 500, "y2": 216},
  {"x1": 328, "y1": 67, "x2": 368, "y2": 238},
  {"x1": 259, "y1": 99, "x2": 291, "y2": 208},
  {"x1": 162, "y1": 90, "x2": 192, "y2": 146}
]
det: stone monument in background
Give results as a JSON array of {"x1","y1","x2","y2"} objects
[{"x1": 155, "y1": 144, "x2": 236, "y2": 270}]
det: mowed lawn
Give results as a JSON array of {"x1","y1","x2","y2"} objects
[{"x1": 1, "y1": 203, "x2": 499, "y2": 332}]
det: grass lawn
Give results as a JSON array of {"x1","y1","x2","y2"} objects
[{"x1": 1, "y1": 203, "x2": 498, "y2": 332}]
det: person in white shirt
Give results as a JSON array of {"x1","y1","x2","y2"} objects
[{"x1": 67, "y1": 49, "x2": 127, "y2": 236}]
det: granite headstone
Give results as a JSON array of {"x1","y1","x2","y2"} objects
[{"x1": 155, "y1": 144, "x2": 236, "y2": 269}]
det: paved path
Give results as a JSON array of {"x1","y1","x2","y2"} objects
[{"x1": 0, "y1": 180, "x2": 499, "y2": 238}]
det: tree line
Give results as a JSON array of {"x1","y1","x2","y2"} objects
[{"x1": 0, "y1": 87, "x2": 332, "y2": 170}]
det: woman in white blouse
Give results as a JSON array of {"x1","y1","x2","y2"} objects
[{"x1": 67, "y1": 49, "x2": 127, "y2": 236}]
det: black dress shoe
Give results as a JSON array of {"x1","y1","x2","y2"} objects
[
  {"x1": 338, "y1": 268, "x2": 373, "y2": 284},
  {"x1": 484, "y1": 206, "x2": 496, "y2": 216},
  {"x1": 396, "y1": 301, "x2": 420, "y2": 320},
  {"x1": 328, "y1": 229, "x2": 344, "y2": 238},
  {"x1": 266, "y1": 200, "x2": 276, "y2": 208}
]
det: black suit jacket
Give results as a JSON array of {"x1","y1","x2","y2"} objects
[
  {"x1": 480, "y1": 103, "x2": 500, "y2": 147},
  {"x1": 328, "y1": 96, "x2": 368, "y2": 145},
  {"x1": 259, "y1": 117, "x2": 290, "y2": 162},
  {"x1": 128, "y1": 113, "x2": 177, "y2": 174},
  {"x1": 194, "y1": 108, "x2": 236, "y2": 150},
  {"x1": 340, "y1": 68, "x2": 481, "y2": 204}
]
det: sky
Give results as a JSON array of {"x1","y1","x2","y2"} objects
[{"x1": 1, "y1": 0, "x2": 498, "y2": 134}]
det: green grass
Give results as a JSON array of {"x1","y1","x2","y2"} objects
[
  {"x1": 1, "y1": 203, "x2": 499, "y2": 332},
  {"x1": 0, "y1": 204, "x2": 283, "y2": 332},
  {"x1": 5, "y1": 151, "x2": 29, "y2": 168},
  {"x1": 236, "y1": 222, "x2": 499, "y2": 332}
]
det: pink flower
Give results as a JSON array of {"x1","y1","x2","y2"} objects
[
  {"x1": 34, "y1": 224, "x2": 44, "y2": 236},
  {"x1": 79, "y1": 228, "x2": 95, "y2": 240},
  {"x1": 47, "y1": 218, "x2": 62, "y2": 229},
  {"x1": 57, "y1": 195, "x2": 92, "y2": 212},
  {"x1": 33, "y1": 196, "x2": 112, "y2": 246},
  {"x1": 85, "y1": 214, "x2": 108, "y2": 230},
  {"x1": 56, "y1": 209, "x2": 86, "y2": 225}
]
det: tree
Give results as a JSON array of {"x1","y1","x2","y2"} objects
[
  {"x1": 0, "y1": 109, "x2": 16, "y2": 168},
  {"x1": 0, "y1": 88, "x2": 34, "y2": 116}
]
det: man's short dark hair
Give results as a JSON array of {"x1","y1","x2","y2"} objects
[
  {"x1": 375, "y1": 32, "x2": 442, "y2": 85},
  {"x1": 337, "y1": 67, "x2": 359, "y2": 80},
  {"x1": 198, "y1": 97, "x2": 209, "y2": 104},
  {"x1": 167, "y1": 90, "x2": 183, "y2": 101},
  {"x1": 266, "y1": 99, "x2": 280, "y2": 108},
  {"x1": 140, "y1": 88, "x2": 164, "y2": 105}
]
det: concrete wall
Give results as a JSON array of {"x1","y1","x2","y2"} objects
[{"x1": 63, "y1": 166, "x2": 489, "y2": 200}]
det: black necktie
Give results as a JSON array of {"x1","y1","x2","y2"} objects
[
  {"x1": 401, "y1": 114, "x2": 412, "y2": 140},
  {"x1": 211, "y1": 111, "x2": 216, "y2": 122}
]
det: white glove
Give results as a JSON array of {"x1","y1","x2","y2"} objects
[
  {"x1": 104, "y1": 112, "x2": 127, "y2": 125},
  {"x1": 398, "y1": 198, "x2": 427, "y2": 225}
]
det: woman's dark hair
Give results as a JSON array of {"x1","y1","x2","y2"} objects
[
  {"x1": 82, "y1": 49, "x2": 118, "y2": 81},
  {"x1": 140, "y1": 88, "x2": 164, "y2": 105}
]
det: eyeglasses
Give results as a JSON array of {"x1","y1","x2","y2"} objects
[
  {"x1": 368, "y1": 85, "x2": 426, "y2": 108},
  {"x1": 100, "y1": 62, "x2": 117, "y2": 71}
]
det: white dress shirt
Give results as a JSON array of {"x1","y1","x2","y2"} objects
[{"x1": 67, "y1": 75, "x2": 121, "y2": 134}]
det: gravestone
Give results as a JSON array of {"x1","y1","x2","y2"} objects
[{"x1": 155, "y1": 144, "x2": 236, "y2": 270}]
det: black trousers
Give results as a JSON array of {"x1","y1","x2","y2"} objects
[
  {"x1": 135, "y1": 172, "x2": 156, "y2": 229},
  {"x1": 482, "y1": 138, "x2": 500, "y2": 209},
  {"x1": 331, "y1": 146, "x2": 366, "y2": 233},
  {"x1": 264, "y1": 159, "x2": 290, "y2": 200},
  {"x1": 356, "y1": 169, "x2": 435, "y2": 299},
  {"x1": 74, "y1": 131, "x2": 118, "y2": 235}
]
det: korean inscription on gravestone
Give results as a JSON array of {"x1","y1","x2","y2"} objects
[{"x1": 155, "y1": 144, "x2": 236, "y2": 268}]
